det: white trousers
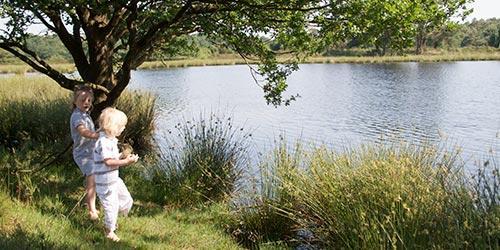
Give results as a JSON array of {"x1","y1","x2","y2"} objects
[{"x1": 96, "y1": 178, "x2": 133, "y2": 232}]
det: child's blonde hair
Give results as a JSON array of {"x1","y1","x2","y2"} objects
[
  {"x1": 99, "y1": 107, "x2": 128, "y2": 137},
  {"x1": 72, "y1": 85, "x2": 94, "y2": 110}
]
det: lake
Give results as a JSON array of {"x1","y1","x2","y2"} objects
[{"x1": 129, "y1": 61, "x2": 500, "y2": 167}]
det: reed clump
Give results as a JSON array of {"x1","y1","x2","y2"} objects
[
  {"x1": 148, "y1": 113, "x2": 250, "y2": 207},
  {"x1": 230, "y1": 142, "x2": 499, "y2": 248}
]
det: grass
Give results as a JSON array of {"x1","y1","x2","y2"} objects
[
  {"x1": 1, "y1": 48, "x2": 499, "y2": 74},
  {"x1": 0, "y1": 63, "x2": 75, "y2": 74},
  {"x1": 230, "y1": 142, "x2": 500, "y2": 248},
  {"x1": 0, "y1": 190, "x2": 241, "y2": 249},
  {"x1": 0, "y1": 75, "x2": 156, "y2": 154},
  {"x1": 147, "y1": 113, "x2": 251, "y2": 207}
]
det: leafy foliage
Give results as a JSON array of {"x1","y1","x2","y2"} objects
[{"x1": 0, "y1": 0, "x2": 474, "y2": 110}]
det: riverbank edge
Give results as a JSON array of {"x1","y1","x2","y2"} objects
[{"x1": 1, "y1": 51, "x2": 500, "y2": 74}]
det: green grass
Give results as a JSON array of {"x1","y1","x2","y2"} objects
[
  {"x1": 0, "y1": 75, "x2": 156, "y2": 154},
  {"x1": 0, "y1": 63, "x2": 75, "y2": 74},
  {"x1": 0, "y1": 190, "x2": 241, "y2": 249},
  {"x1": 146, "y1": 113, "x2": 251, "y2": 207},
  {"x1": 230, "y1": 142, "x2": 500, "y2": 248}
]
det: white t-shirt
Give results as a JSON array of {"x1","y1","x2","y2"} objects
[{"x1": 93, "y1": 132, "x2": 120, "y2": 185}]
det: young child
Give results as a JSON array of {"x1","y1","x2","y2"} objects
[
  {"x1": 93, "y1": 107, "x2": 138, "y2": 242},
  {"x1": 70, "y1": 85, "x2": 99, "y2": 220}
]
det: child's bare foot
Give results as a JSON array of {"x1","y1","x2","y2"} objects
[
  {"x1": 106, "y1": 231, "x2": 120, "y2": 242},
  {"x1": 89, "y1": 210, "x2": 99, "y2": 220}
]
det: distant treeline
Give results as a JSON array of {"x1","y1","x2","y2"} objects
[{"x1": 1, "y1": 18, "x2": 499, "y2": 64}]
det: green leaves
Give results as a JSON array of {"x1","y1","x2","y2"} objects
[{"x1": 0, "y1": 0, "x2": 473, "y2": 106}]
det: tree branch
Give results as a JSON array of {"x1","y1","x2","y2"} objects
[
  {"x1": 133, "y1": 1, "x2": 193, "y2": 54},
  {"x1": 0, "y1": 42, "x2": 107, "y2": 94},
  {"x1": 30, "y1": 9, "x2": 56, "y2": 32},
  {"x1": 41, "y1": 9, "x2": 90, "y2": 72}
]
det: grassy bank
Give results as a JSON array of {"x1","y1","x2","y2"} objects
[
  {"x1": 1, "y1": 49, "x2": 500, "y2": 74},
  {"x1": 0, "y1": 186, "x2": 240, "y2": 249},
  {"x1": 228, "y1": 143, "x2": 499, "y2": 248}
]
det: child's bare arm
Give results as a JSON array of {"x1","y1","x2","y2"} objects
[
  {"x1": 103, "y1": 154, "x2": 139, "y2": 168},
  {"x1": 76, "y1": 124, "x2": 99, "y2": 139}
]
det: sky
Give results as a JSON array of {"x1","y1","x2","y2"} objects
[
  {"x1": 466, "y1": 0, "x2": 500, "y2": 21},
  {"x1": 1, "y1": 0, "x2": 499, "y2": 34}
]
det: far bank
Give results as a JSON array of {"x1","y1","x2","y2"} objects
[{"x1": 1, "y1": 49, "x2": 500, "y2": 74}]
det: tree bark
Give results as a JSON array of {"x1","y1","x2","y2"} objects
[{"x1": 415, "y1": 24, "x2": 426, "y2": 55}]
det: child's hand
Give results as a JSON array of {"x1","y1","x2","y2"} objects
[
  {"x1": 119, "y1": 143, "x2": 134, "y2": 159},
  {"x1": 126, "y1": 154, "x2": 139, "y2": 164}
]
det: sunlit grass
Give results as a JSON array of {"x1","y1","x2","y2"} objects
[
  {"x1": 147, "y1": 113, "x2": 251, "y2": 207},
  {"x1": 0, "y1": 75, "x2": 156, "y2": 154},
  {"x1": 230, "y1": 141, "x2": 499, "y2": 248},
  {"x1": 307, "y1": 49, "x2": 500, "y2": 64},
  {"x1": 0, "y1": 63, "x2": 75, "y2": 74},
  {"x1": 0, "y1": 191, "x2": 241, "y2": 249}
]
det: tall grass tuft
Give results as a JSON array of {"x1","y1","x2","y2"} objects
[
  {"x1": 232, "y1": 142, "x2": 500, "y2": 248},
  {"x1": 149, "y1": 113, "x2": 250, "y2": 206},
  {"x1": 115, "y1": 91, "x2": 157, "y2": 155},
  {"x1": 0, "y1": 76, "x2": 70, "y2": 147},
  {"x1": 226, "y1": 140, "x2": 302, "y2": 248}
]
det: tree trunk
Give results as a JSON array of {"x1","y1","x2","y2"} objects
[{"x1": 415, "y1": 24, "x2": 426, "y2": 55}]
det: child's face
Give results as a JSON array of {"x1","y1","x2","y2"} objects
[
  {"x1": 117, "y1": 125, "x2": 125, "y2": 136},
  {"x1": 75, "y1": 91, "x2": 93, "y2": 112},
  {"x1": 111, "y1": 124, "x2": 126, "y2": 137}
]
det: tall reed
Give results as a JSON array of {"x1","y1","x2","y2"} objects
[
  {"x1": 149, "y1": 113, "x2": 250, "y2": 206},
  {"x1": 115, "y1": 91, "x2": 157, "y2": 155},
  {"x1": 231, "y1": 142, "x2": 499, "y2": 248},
  {"x1": 226, "y1": 141, "x2": 302, "y2": 248}
]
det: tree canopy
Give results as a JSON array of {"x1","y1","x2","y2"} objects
[{"x1": 0, "y1": 0, "x2": 471, "y2": 114}]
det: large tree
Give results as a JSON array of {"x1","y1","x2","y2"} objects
[
  {"x1": 0, "y1": 0, "x2": 469, "y2": 115},
  {"x1": 352, "y1": 0, "x2": 417, "y2": 56},
  {"x1": 413, "y1": 0, "x2": 472, "y2": 54},
  {"x1": 0, "y1": 0, "x2": 348, "y2": 115}
]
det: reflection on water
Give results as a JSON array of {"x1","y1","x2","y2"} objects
[{"x1": 129, "y1": 61, "x2": 500, "y2": 166}]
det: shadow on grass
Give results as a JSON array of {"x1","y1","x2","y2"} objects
[
  {"x1": 0, "y1": 226, "x2": 75, "y2": 249},
  {"x1": 0, "y1": 226, "x2": 138, "y2": 249}
]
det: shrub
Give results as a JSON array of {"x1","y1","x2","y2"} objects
[{"x1": 148, "y1": 113, "x2": 250, "y2": 206}]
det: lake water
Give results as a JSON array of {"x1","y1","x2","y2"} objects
[{"x1": 129, "y1": 61, "x2": 500, "y2": 167}]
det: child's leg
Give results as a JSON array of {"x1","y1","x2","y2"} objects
[
  {"x1": 105, "y1": 228, "x2": 120, "y2": 242},
  {"x1": 98, "y1": 186, "x2": 119, "y2": 233},
  {"x1": 116, "y1": 179, "x2": 133, "y2": 216},
  {"x1": 85, "y1": 175, "x2": 98, "y2": 218}
]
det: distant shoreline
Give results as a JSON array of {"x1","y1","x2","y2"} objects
[{"x1": 1, "y1": 50, "x2": 500, "y2": 74}]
